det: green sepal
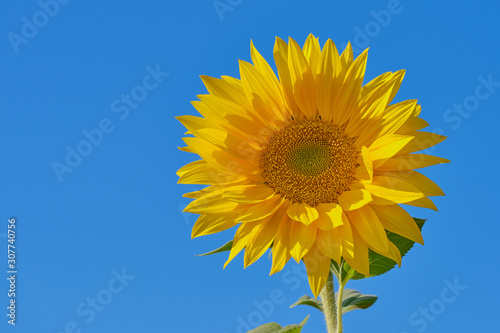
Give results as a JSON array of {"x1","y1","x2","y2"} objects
[{"x1": 196, "y1": 240, "x2": 233, "y2": 256}]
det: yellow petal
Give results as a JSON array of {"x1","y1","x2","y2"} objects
[
  {"x1": 287, "y1": 37, "x2": 316, "y2": 118},
  {"x1": 316, "y1": 212, "x2": 334, "y2": 231},
  {"x1": 397, "y1": 131, "x2": 447, "y2": 155},
  {"x1": 191, "y1": 214, "x2": 238, "y2": 238},
  {"x1": 316, "y1": 203, "x2": 344, "y2": 230},
  {"x1": 347, "y1": 206, "x2": 389, "y2": 253},
  {"x1": 380, "y1": 241, "x2": 402, "y2": 266},
  {"x1": 413, "y1": 104, "x2": 422, "y2": 116},
  {"x1": 178, "y1": 145, "x2": 193, "y2": 153},
  {"x1": 368, "y1": 134, "x2": 414, "y2": 168},
  {"x1": 339, "y1": 42, "x2": 354, "y2": 69},
  {"x1": 343, "y1": 228, "x2": 370, "y2": 276},
  {"x1": 196, "y1": 128, "x2": 260, "y2": 162},
  {"x1": 371, "y1": 204, "x2": 423, "y2": 244},
  {"x1": 193, "y1": 94, "x2": 247, "y2": 122},
  {"x1": 289, "y1": 221, "x2": 317, "y2": 263},
  {"x1": 395, "y1": 116, "x2": 429, "y2": 134},
  {"x1": 347, "y1": 74, "x2": 398, "y2": 143},
  {"x1": 338, "y1": 189, "x2": 372, "y2": 211},
  {"x1": 177, "y1": 160, "x2": 241, "y2": 185},
  {"x1": 223, "y1": 185, "x2": 276, "y2": 203},
  {"x1": 184, "y1": 188, "x2": 248, "y2": 215},
  {"x1": 302, "y1": 33, "x2": 321, "y2": 77},
  {"x1": 273, "y1": 37, "x2": 300, "y2": 117},
  {"x1": 354, "y1": 146, "x2": 373, "y2": 181},
  {"x1": 315, "y1": 39, "x2": 341, "y2": 121},
  {"x1": 303, "y1": 244, "x2": 331, "y2": 298},
  {"x1": 176, "y1": 115, "x2": 218, "y2": 135},
  {"x1": 182, "y1": 185, "x2": 217, "y2": 199},
  {"x1": 379, "y1": 170, "x2": 445, "y2": 197},
  {"x1": 270, "y1": 207, "x2": 292, "y2": 275},
  {"x1": 199, "y1": 75, "x2": 253, "y2": 112},
  {"x1": 177, "y1": 159, "x2": 203, "y2": 178},
  {"x1": 364, "y1": 175, "x2": 425, "y2": 204},
  {"x1": 361, "y1": 70, "x2": 405, "y2": 106},
  {"x1": 338, "y1": 214, "x2": 354, "y2": 258},
  {"x1": 377, "y1": 154, "x2": 450, "y2": 171},
  {"x1": 376, "y1": 100, "x2": 418, "y2": 138},
  {"x1": 369, "y1": 194, "x2": 438, "y2": 211},
  {"x1": 193, "y1": 95, "x2": 266, "y2": 136},
  {"x1": 250, "y1": 40, "x2": 282, "y2": 95},
  {"x1": 360, "y1": 71, "x2": 392, "y2": 97},
  {"x1": 287, "y1": 202, "x2": 319, "y2": 225},
  {"x1": 236, "y1": 195, "x2": 285, "y2": 222},
  {"x1": 388, "y1": 69, "x2": 405, "y2": 104},
  {"x1": 316, "y1": 228, "x2": 342, "y2": 263},
  {"x1": 244, "y1": 210, "x2": 282, "y2": 268},
  {"x1": 182, "y1": 137, "x2": 256, "y2": 175},
  {"x1": 224, "y1": 221, "x2": 262, "y2": 268},
  {"x1": 404, "y1": 196, "x2": 438, "y2": 211},
  {"x1": 239, "y1": 60, "x2": 285, "y2": 123},
  {"x1": 335, "y1": 48, "x2": 368, "y2": 126}
]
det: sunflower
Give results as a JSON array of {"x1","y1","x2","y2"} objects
[{"x1": 177, "y1": 34, "x2": 448, "y2": 297}]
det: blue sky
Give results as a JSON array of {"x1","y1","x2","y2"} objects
[{"x1": 1, "y1": 0, "x2": 499, "y2": 332}]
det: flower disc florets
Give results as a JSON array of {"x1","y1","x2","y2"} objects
[{"x1": 260, "y1": 119, "x2": 358, "y2": 206}]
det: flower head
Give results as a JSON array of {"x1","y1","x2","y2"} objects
[{"x1": 178, "y1": 34, "x2": 448, "y2": 297}]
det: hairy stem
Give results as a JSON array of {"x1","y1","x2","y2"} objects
[
  {"x1": 336, "y1": 278, "x2": 345, "y2": 333},
  {"x1": 320, "y1": 271, "x2": 337, "y2": 333}
]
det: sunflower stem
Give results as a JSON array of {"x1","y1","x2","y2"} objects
[
  {"x1": 335, "y1": 278, "x2": 345, "y2": 333},
  {"x1": 320, "y1": 271, "x2": 337, "y2": 333}
]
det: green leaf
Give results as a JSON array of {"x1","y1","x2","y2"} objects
[
  {"x1": 344, "y1": 218, "x2": 426, "y2": 280},
  {"x1": 196, "y1": 240, "x2": 233, "y2": 256},
  {"x1": 289, "y1": 295, "x2": 324, "y2": 313},
  {"x1": 247, "y1": 323, "x2": 282, "y2": 333},
  {"x1": 277, "y1": 315, "x2": 309, "y2": 333},
  {"x1": 341, "y1": 289, "x2": 378, "y2": 314},
  {"x1": 247, "y1": 316, "x2": 309, "y2": 333}
]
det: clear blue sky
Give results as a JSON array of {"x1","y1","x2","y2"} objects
[{"x1": 1, "y1": 1, "x2": 499, "y2": 332}]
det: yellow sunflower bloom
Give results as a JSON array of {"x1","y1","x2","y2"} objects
[{"x1": 178, "y1": 34, "x2": 448, "y2": 297}]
